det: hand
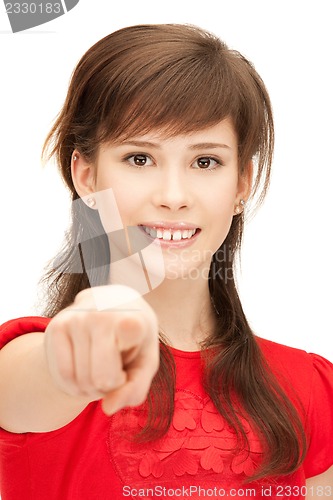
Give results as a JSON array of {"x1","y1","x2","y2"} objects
[{"x1": 44, "y1": 285, "x2": 159, "y2": 414}]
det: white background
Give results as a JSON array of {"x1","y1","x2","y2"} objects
[{"x1": 0, "y1": 0, "x2": 332, "y2": 360}]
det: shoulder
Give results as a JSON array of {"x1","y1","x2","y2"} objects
[
  {"x1": 0, "y1": 316, "x2": 51, "y2": 349},
  {"x1": 256, "y1": 335, "x2": 333, "y2": 414},
  {"x1": 255, "y1": 335, "x2": 332, "y2": 374},
  {"x1": 255, "y1": 337, "x2": 333, "y2": 379},
  {"x1": 256, "y1": 336, "x2": 314, "y2": 371}
]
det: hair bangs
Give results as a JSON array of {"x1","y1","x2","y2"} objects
[{"x1": 96, "y1": 43, "x2": 239, "y2": 144}]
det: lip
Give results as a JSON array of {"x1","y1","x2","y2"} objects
[
  {"x1": 139, "y1": 221, "x2": 199, "y2": 231},
  {"x1": 138, "y1": 224, "x2": 201, "y2": 248}
]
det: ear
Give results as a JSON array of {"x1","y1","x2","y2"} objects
[
  {"x1": 237, "y1": 160, "x2": 253, "y2": 202},
  {"x1": 71, "y1": 151, "x2": 96, "y2": 199}
]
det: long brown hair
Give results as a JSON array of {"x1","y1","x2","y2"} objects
[{"x1": 41, "y1": 24, "x2": 307, "y2": 480}]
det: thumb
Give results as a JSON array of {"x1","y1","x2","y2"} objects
[{"x1": 101, "y1": 378, "x2": 146, "y2": 415}]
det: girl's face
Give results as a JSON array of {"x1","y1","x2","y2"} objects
[{"x1": 73, "y1": 119, "x2": 251, "y2": 286}]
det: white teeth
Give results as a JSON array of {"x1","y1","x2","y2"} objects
[
  {"x1": 163, "y1": 230, "x2": 172, "y2": 241},
  {"x1": 172, "y1": 230, "x2": 182, "y2": 241},
  {"x1": 142, "y1": 226, "x2": 197, "y2": 241}
]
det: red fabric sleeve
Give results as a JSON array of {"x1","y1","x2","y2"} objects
[
  {"x1": 0, "y1": 316, "x2": 51, "y2": 349},
  {"x1": 303, "y1": 353, "x2": 333, "y2": 478}
]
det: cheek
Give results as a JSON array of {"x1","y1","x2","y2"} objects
[
  {"x1": 209, "y1": 183, "x2": 236, "y2": 219},
  {"x1": 207, "y1": 186, "x2": 237, "y2": 245},
  {"x1": 92, "y1": 185, "x2": 133, "y2": 234},
  {"x1": 94, "y1": 167, "x2": 140, "y2": 223},
  {"x1": 98, "y1": 189, "x2": 143, "y2": 235}
]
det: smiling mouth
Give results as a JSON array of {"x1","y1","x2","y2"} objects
[{"x1": 140, "y1": 225, "x2": 200, "y2": 241}]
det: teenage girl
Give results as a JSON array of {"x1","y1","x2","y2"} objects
[{"x1": 0, "y1": 24, "x2": 332, "y2": 499}]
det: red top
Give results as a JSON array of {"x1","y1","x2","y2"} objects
[{"x1": 0, "y1": 316, "x2": 332, "y2": 499}]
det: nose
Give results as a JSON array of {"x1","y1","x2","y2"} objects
[{"x1": 153, "y1": 166, "x2": 192, "y2": 211}]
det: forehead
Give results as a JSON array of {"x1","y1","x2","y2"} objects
[{"x1": 103, "y1": 118, "x2": 238, "y2": 149}]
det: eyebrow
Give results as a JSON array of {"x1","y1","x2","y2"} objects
[{"x1": 119, "y1": 140, "x2": 232, "y2": 150}]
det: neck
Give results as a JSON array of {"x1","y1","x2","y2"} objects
[{"x1": 144, "y1": 278, "x2": 216, "y2": 351}]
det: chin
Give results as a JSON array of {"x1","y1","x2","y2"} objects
[{"x1": 163, "y1": 263, "x2": 210, "y2": 282}]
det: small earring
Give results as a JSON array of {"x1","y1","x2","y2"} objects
[
  {"x1": 234, "y1": 199, "x2": 246, "y2": 215},
  {"x1": 73, "y1": 155, "x2": 78, "y2": 161},
  {"x1": 86, "y1": 197, "x2": 96, "y2": 208}
]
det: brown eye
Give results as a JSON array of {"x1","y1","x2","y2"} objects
[
  {"x1": 125, "y1": 154, "x2": 154, "y2": 167},
  {"x1": 198, "y1": 157, "x2": 211, "y2": 168},
  {"x1": 194, "y1": 157, "x2": 220, "y2": 170},
  {"x1": 133, "y1": 155, "x2": 148, "y2": 166}
]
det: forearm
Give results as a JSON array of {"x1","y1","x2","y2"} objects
[{"x1": 0, "y1": 332, "x2": 91, "y2": 433}]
